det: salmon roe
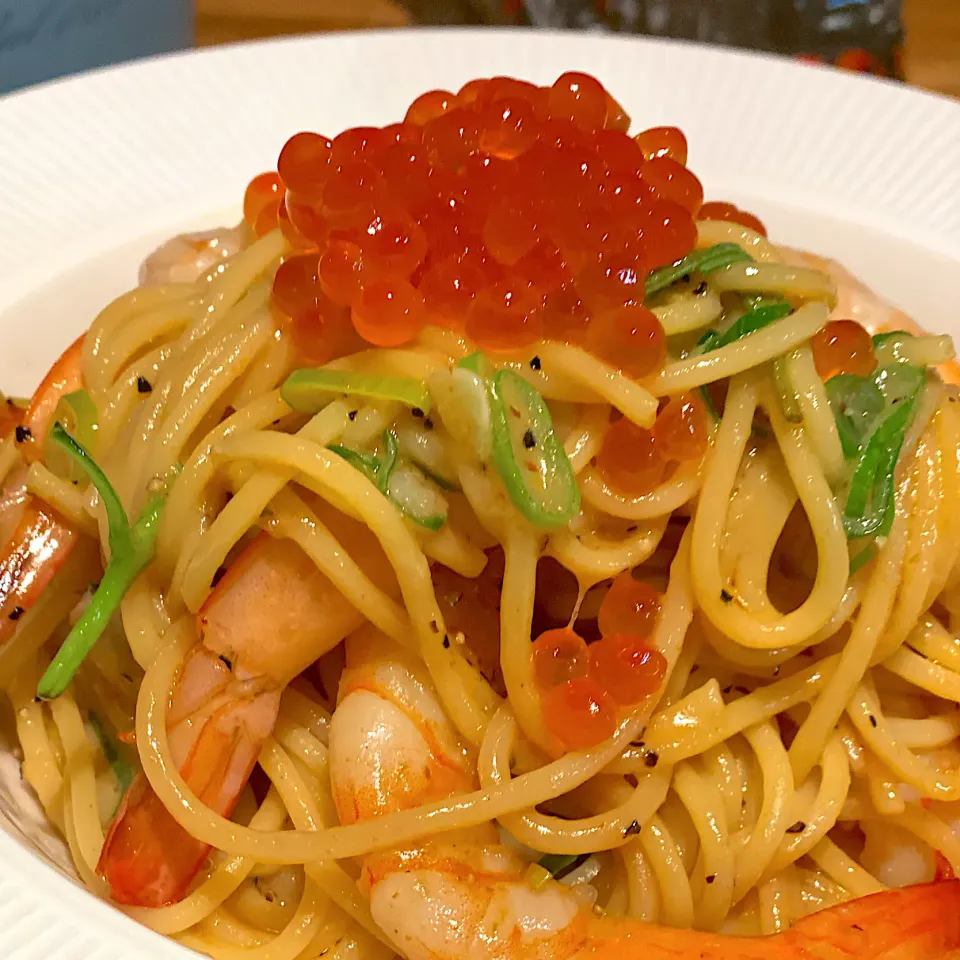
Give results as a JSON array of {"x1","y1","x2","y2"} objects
[
  {"x1": 244, "y1": 172, "x2": 283, "y2": 227},
  {"x1": 589, "y1": 634, "x2": 667, "y2": 705},
  {"x1": 598, "y1": 573, "x2": 661, "y2": 640},
  {"x1": 634, "y1": 126, "x2": 688, "y2": 165},
  {"x1": 810, "y1": 319, "x2": 877, "y2": 381},
  {"x1": 542, "y1": 677, "x2": 618, "y2": 750},
  {"x1": 586, "y1": 305, "x2": 665, "y2": 380},
  {"x1": 532, "y1": 627, "x2": 589, "y2": 689},
  {"x1": 698, "y1": 201, "x2": 768, "y2": 238},
  {"x1": 651, "y1": 394, "x2": 709, "y2": 462},
  {"x1": 596, "y1": 417, "x2": 667, "y2": 497},
  {"x1": 244, "y1": 74, "x2": 766, "y2": 361}
]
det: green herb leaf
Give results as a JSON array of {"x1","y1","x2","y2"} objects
[
  {"x1": 328, "y1": 445, "x2": 382, "y2": 484},
  {"x1": 645, "y1": 243, "x2": 754, "y2": 298},
  {"x1": 849, "y1": 543, "x2": 876, "y2": 574},
  {"x1": 38, "y1": 427, "x2": 172, "y2": 700},
  {"x1": 825, "y1": 374, "x2": 885, "y2": 459},
  {"x1": 378, "y1": 430, "x2": 399, "y2": 495},
  {"x1": 538, "y1": 852, "x2": 589, "y2": 878},
  {"x1": 699, "y1": 302, "x2": 792, "y2": 354},
  {"x1": 88, "y1": 712, "x2": 134, "y2": 812}
]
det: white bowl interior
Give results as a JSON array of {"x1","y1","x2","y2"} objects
[{"x1": 0, "y1": 27, "x2": 958, "y2": 959}]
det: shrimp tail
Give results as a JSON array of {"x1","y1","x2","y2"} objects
[
  {"x1": 98, "y1": 648, "x2": 280, "y2": 907},
  {"x1": 0, "y1": 502, "x2": 77, "y2": 645},
  {"x1": 783, "y1": 879, "x2": 960, "y2": 958},
  {"x1": 582, "y1": 880, "x2": 960, "y2": 960}
]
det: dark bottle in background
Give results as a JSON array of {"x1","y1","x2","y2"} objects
[{"x1": 401, "y1": 0, "x2": 903, "y2": 79}]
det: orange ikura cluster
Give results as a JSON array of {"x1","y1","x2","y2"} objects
[
  {"x1": 596, "y1": 393, "x2": 710, "y2": 498},
  {"x1": 532, "y1": 573, "x2": 666, "y2": 750},
  {"x1": 241, "y1": 73, "x2": 764, "y2": 367}
]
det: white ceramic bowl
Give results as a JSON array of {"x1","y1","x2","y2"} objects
[{"x1": 0, "y1": 27, "x2": 958, "y2": 959}]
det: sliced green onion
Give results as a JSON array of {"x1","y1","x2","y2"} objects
[
  {"x1": 386, "y1": 464, "x2": 448, "y2": 531},
  {"x1": 378, "y1": 430, "x2": 399, "y2": 495},
  {"x1": 488, "y1": 369, "x2": 580, "y2": 528},
  {"x1": 428, "y1": 367, "x2": 493, "y2": 463},
  {"x1": 699, "y1": 384, "x2": 721, "y2": 422},
  {"x1": 53, "y1": 389, "x2": 98, "y2": 450},
  {"x1": 38, "y1": 424, "x2": 173, "y2": 700},
  {"x1": 645, "y1": 243, "x2": 754, "y2": 298},
  {"x1": 873, "y1": 331, "x2": 956, "y2": 368},
  {"x1": 395, "y1": 423, "x2": 459, "y2": 491},
  {"x1": 281, "y1": 369, "x2": 431, "y2": 414},
  {"x1": 538, "y1": 852, "x2": 589, "y2": 878},
  {"x1": 44, "y1": 390, "x2": 100, "y2": 481},
  {"x1": 526, "y1": 862, "x2": 553, "y2": 890},
  {"x1": 458, "y1": 350, "x2": 494, "y2": 378},
  {"x1": 328, "y1": 444, "x2": 381, "y2": 484},
  {"x1": 330, "y1": 439, "x2": 447, "y2": 530},
  {"x1": 871, "y1": 330, "x2": 911, "y2": 348},
  {"x1": 88, "y1": 712, "x2": 134, "y2": 814},
  {"x1": 699, "y1": 301, "x2": 792, "y2": 354},
  {"x1": 826, "y1": 374, "x2": 885, "y2": 458},
  {"x1": 849, "y1": 543, "x2": 876, "y2": 574}
]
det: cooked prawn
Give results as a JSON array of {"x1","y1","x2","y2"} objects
[
  {"x1": 328, "y1": 628, "x2": 960, "y2": 960},
  {"x1": 139, "y1": 224, "x2": 251, "y2": 287},
  {"x1": 97, "y1": 526, "x2": 389, "y2": 908},
  {"x1": 779, "y1": 247, "x2": 960, "y2": 384},
  {"x1": 0, "y1": 334, "x2": 87, "y2": 645}
]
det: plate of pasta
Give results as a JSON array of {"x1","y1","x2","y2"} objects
[{"x1": 2, "y1": 26, "x2": 960, "y2": 960}]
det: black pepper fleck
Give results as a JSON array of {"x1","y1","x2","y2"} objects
[
  {"x1": 681, "y1": 273, "x2": 691, "y2": 283},
  {"x1": 623, "y1": 819, "x2": 641, "y2": 837},
  {"x1": 218, "y1": 654, "x2": 233, "y2": 670},
  {"x1": 348, "y1": 409, "x2": 358, "y2": 421},
  {"x1": 625, "y1": 525, "x2": 638, "y2": 533},
  {"x1": 442, "y1": 635, "x2": 450, "y2": 649},
  {"x1": 522, "y1": 429, "x2": 536, "y2": 449},
  {"x1": 411, "y1": 407, "x2": 424, "y2": 418},
  {"x1": 430, "y1": 620, "x2": 440, "y2": 633},
  {"x1": 852, "y1": 923, "x2": 864, "y2": 932},
  {"x1": 136, "y1": 376, "x2": 153, "y2": 394},
  {"x1": 631, "y1": 739, "x2": 646, "y2": 748},
  {"x1": 774, "y1": 665, "x2": 781, "y2": 676},
  {"x1": 720, "y1": 588, "x2": 733, "y2": 603},
  {"x1": 644, "y1": 751, "x2": 659, "y2": 768},
  {"x1": 705, "y1": 874, "x2": 716, "y2": 884},
  {"x1": 529, "y1": 356, "x2": 541, "y2": 371},
  {"x1": 14, "y1": 425, "x2": 31, "y2": 443},
  {"x1": 121, "y1": 672, "x2": 133, "y2": 683},
  {"x1": 8, "y1": 606, "x2": 24, "y2": 621},
  {"x1": 694, "y1": 281, "x2": 708, "y2": 295},
  {"x1": 722, "y1": 685, "x2": 733, "y2": 694},
  {"x1": 423, "y1": 417, "x2": 434, "y2": 430},
  {"x1": 786, "y1": 821, "x2": 806, "y2": 834},
  {"x1": 869, "y1": 714, "x2": 878, "y2": 727}
]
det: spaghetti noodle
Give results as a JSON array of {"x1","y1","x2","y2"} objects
[{"x1": 2, "y1": 72, "x2": 960, "y2": 959}]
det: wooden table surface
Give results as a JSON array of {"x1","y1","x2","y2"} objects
[{"x1": 197, "y1": 0, "x2": 960, "y2": 99}]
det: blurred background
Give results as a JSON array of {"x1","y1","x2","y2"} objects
[
  {"x1": 0, "y1": 0, "x2": 956, "y2": 98},
  {"x1": 197, "y1": 0, "x2": 957, "y2": 93}
]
